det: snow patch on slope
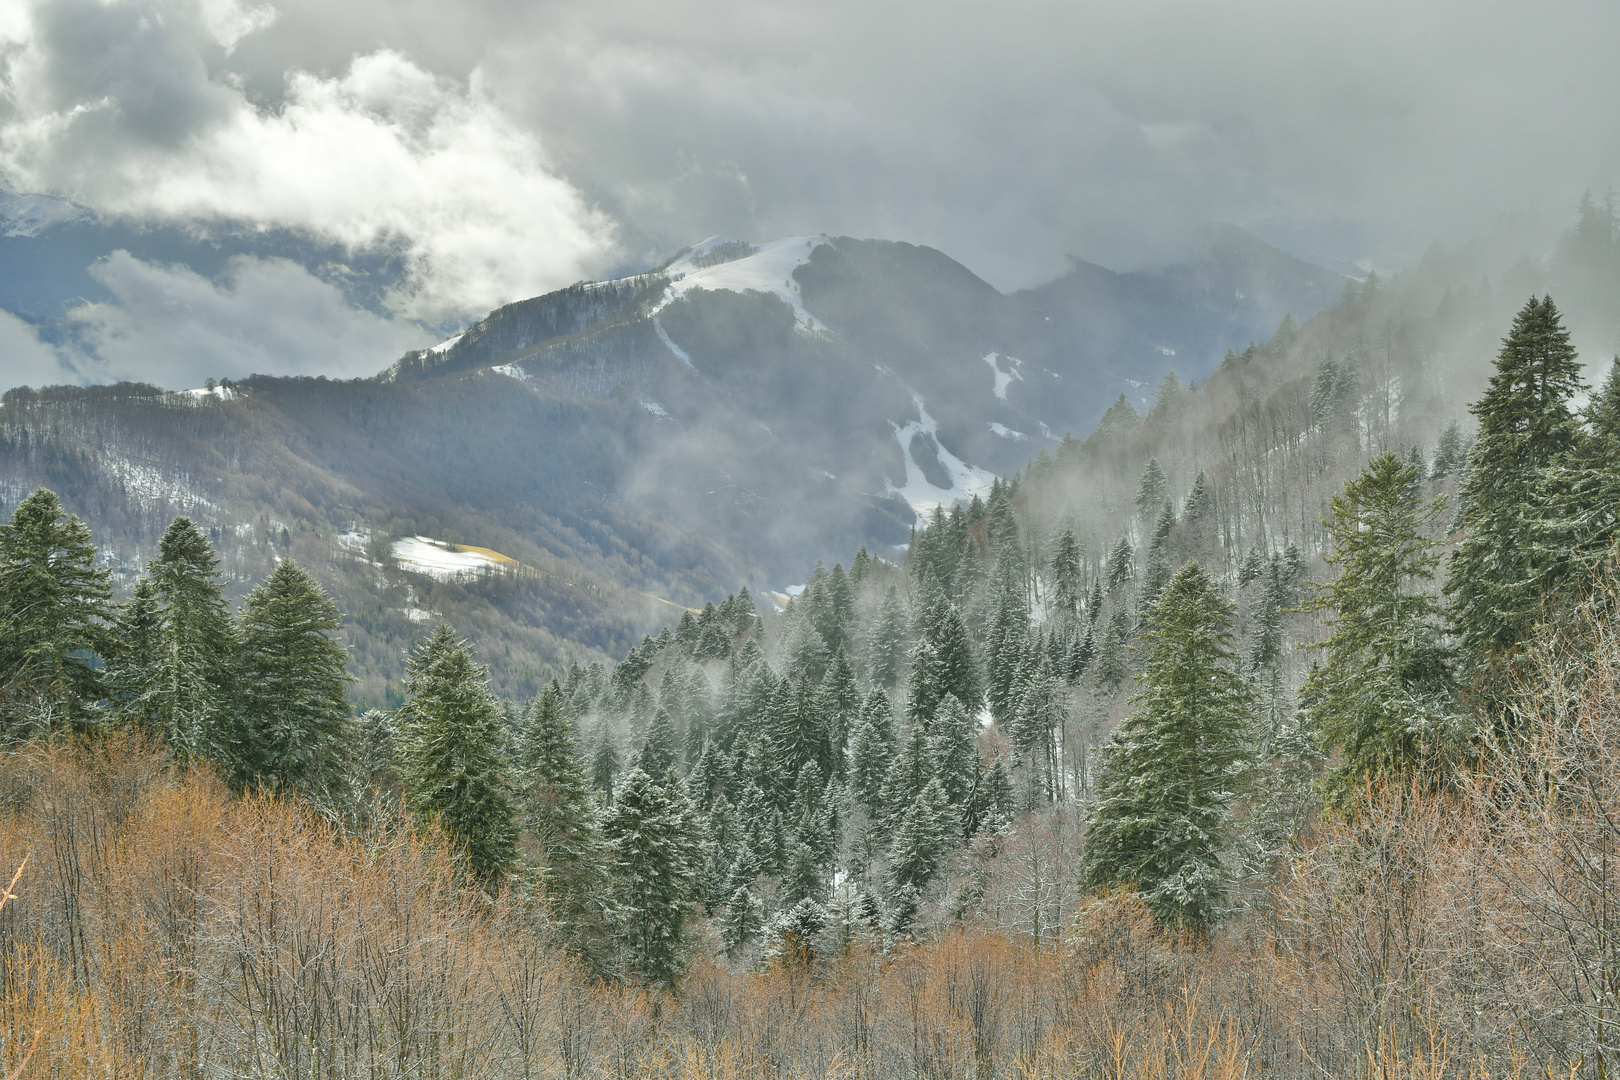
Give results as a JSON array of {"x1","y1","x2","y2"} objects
[
  {"x1": 983, "y1": 352, "x2": 1025, "y2": 401},
  {"x1": 878, "y1": 369, "x2": 995, "y2": 516},
  {"x1": 988, "y1": 422, "x2": 1028, "y2": 441},
  {"x1": 392, "y1": 535, "x2": 518, "y2": 582},
  {"x1": 654, "y1": 236, "x2": 830, "y2": 334},
  {"x1": 652, "y1": 314, "x2": 694, "y2": 368},
  {"x1": 429, "y1": 333, "x2": 463, "y2": 355}
]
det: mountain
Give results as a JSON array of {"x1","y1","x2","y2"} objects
[{"x1": 0, "y1": 226, "x2": 1345, "y2": 702}]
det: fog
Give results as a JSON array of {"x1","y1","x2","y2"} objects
[{"x1": 1, "y1": 0, "x2": 1618, "y2": 388}]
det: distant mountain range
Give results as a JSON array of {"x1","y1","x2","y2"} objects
[{"x1": 0, "y1": 219, "x2": 1345, "y2": 698}]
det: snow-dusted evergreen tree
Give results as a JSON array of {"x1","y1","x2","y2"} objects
[
  {"x1": 1104, "y1": 537, "x2": 1134, "y2": 592},
  {"x1": 930, "y1": 693, "x2": 979, "y2": 815},
  {"x1": 1079, "y1": 561, "x2": 1253, "y2": 934},
  {"x1": 105, "y1": 576, "x2": 162, "y2": 734},
  {"x1": 886, "y1": 778, "x2": 957, "y2": 893},
  {"x1": 848, "y1": 689, "x2": 896, "y2": 816},
  {"x1": 862, "y1": 585, "x2": 909, "y2": 688},
  {"x1": 235, "y1": 558, "x2": 353, "y2": 799},
  {"x1": 1447, "y1": 295, "x2": 1585, "y2": 675},
  {"x1": 145, "y1": 517, "x2": 238, "y2": 763},
  {"x1": 1135, "y1": 458, "x2": 1168, "y2": 520},
  {"x1": 0, "y1": 487, "x2": 111, "y2": 733},
  {"x1": 601, "y1": 766, "x2": 705, "y2": 986},
  {"x1": 396, "y1": 623, "x2": 517, "y2": 880},
  {"x1": 516, "y1": 684, "x2": 614, "y2": 969},
  {"x1": 1050, "y1": 528, "x2": 1083, "y2": 619},
  {"x1": 1304, "y1": 452, "x2": 1455, "y2": 800}
]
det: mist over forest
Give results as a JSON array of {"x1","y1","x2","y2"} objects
[{"x1": 3, "y1": 0, "x2": 1620, "y2": 1075}]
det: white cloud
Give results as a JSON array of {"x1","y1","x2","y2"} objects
[
  {"x1": 63, "y1": 251, "x2": 431, "y2": 388},
  {"x1": 0, "y1": 309, "x2": 77, "y2": 389},
  {"x1": 0, "y1": 1, "x2": 616, "y2": 322}
]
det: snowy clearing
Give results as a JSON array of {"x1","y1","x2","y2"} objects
[
  {"x1": 989, "y1": 422, "x2": 1029, "y2": 441},
  {"x1": 391, "y1": 535, "x2": 519, "y2": 582},
  {"x1": 983, "y1": 352, "x2": 1025, "y2": 401}
]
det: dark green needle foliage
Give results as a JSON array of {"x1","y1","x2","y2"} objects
[
  {"x1": 1079, "y1": 562, "x2": 1253, "y2": 934},
  {"x1": 0, "y1": 487, "x2": 112, "y2": 735},
  {"x1": 396, "y1": 623, "x2": 517, "y2": 882}
]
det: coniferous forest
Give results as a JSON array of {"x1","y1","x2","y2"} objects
[{"x1": 9, "y1": 274, "x2": 1620, "y2": 1077}]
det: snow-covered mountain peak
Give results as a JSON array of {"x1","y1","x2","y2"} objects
[{"x1": 655, "y1": 235, "x2": 831, "y2": 334}]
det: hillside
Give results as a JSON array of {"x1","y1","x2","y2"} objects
[{"x1": 0, "y1": 227, "x2": 1344, "y2": 703}]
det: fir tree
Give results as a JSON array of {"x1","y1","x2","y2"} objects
[
  {"x1": 848, "y1": 690, "x2": 896, "y2": 817},
  {"x1": 1247, "y1": 556, "x2": 1288, "y2": 672},
  {"x1": 1447, "y1": 295, "x2": 1585, "y2": 671},
  {"x1": 589, "y1": 718, "x2": 621, "y2": 795},
  {"x1": 144, "y1": 517, "x2": 237, "y2": 763},
  {"x1": 105, "y1": 576, "x2": 162, "y2": 734},
  {"x1": 1079, "y1": 562, "x2": 1253, "y2": 934},
  {"x1": 1304, "y1": 452, "x2": 1455, "y2": 800},
  {"x1": 602, "y1": 766, "x2": 704, "y2": 985},
  {"x1": 1141, "y1": 546, "x2": 1172, "y2": 606},
  {"x1": 396, "y1": 624, "x2": 517, "y2": 880},
  {"x1": 235, "y1": 559, "x2": 353, "y2": 799},
  {"x1": 1095, "y1": 606, "x2": 1131, "y2": 689},
  {"x1": 718, "y1": 886, "x2": 764, "y2": 953},
  {"x1": 1183, "y1": 470, "x2": 1211, "y2": 524},
  {"x1": 930, "y1": 693, "x2": 979, "y2": 813},
  {"x1": 862, "y1": 584, "x2": 909, "y2": 688},
  {"x1": 1430, "y1": 420, "x2": 1467, "y2": 481},
  {"x1": 1050, "y1": 528, "x2": 1083, "y2": 619},
  {"x1": 516, "y1": 684, "x2": 614, "y2": 967},
  {"x1": 886, "y1": 778, "x2": 956, "y2": 893},
  {"x1": 0, "y1": 487, "x2": 112, "y2": 733},
  {"x1": 1135, "y1": 458, "x2": 1168, "y2": 520},
  {"x1": 1104, "y1": 537, "x2": 1134, "y2": 592}
]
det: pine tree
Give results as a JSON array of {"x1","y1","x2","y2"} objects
[
  {"x1": 1304, "y1": 452, "x2": 1455, "y2": 800},
  {"x1": 1079, "y1": 562, "x2": 1253, "y2": 934},
  {"x1": 1050, "y1": 528, "x2": 1083, "y2": 619},
  {"x1": 863, "y1": 585, "x2": 909, "y2": 688},
  {"x1": 1095, "y1": 606, "x2": 1131, "y2": 688},
  {"x1": 886, "y1": 778, "x2": 956, "y2": 893},
  {"x1": 105, "y1": 576, "x2": 162, "y2": 734},
  {"x1": 589, "y1": 718, "x2": 620, "y2": 795},
  {"x1": 396, "y1": 624, "x2": 517, "y2": 880},
  {"x1": 0, "y1": 487, "x2": 112, "y2": 733},
  {"x1": 1430, "y1": 420, "x2": 1467, "y2": 481},
  {"x1": 1247, "y1": 556, "x2": 1288, "y2": 672},
  {"x1": 1447, "y1": 295, "x2": 1585, "y2": 672},
  {"x1": 818, "y1": 649, "x2": 860, "y2": 772},
  {"x1": 848, "y1": 690, "x2": 896, "y2": 817},
  {"x1": 516, "y1": 684, "x2": 614, "y2": 967},
  {"x1": 930, "y1": 693, "x2": 979, "y2": 813},
  {"x1": 602, "y1": 767, "x2": 704, "y2": 985},
  {"x1": 1135, "y1": 458, "x2": 1168, "y2": 520},
  {"x1": 235, "y1": 559, "x2": 353, "y2": 799},
  {"x1": 1104, "y1": 537, "x2": 1134, "y2": 592},
  {"x1": 1183, "y1": 470, "x2": 1211, "y2": 524},
  {"x1": 143, "y1": 517, "x2": 237, "y2": 763},
  {"x1": 928, "y1": 602, "x2": 980, "y2": 713},
  {"x1": 1151, "y1": 500, "x2": 1176, "y2": 548}
]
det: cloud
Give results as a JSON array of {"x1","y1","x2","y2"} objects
[
  {"x1": 0, "y1": 309, "x2": 76, "y2": 389},
  {"x1": 60, "y1": 251, "x2": 431, "y2": 388},
  {"x1": 0, "y1": 0, "x2": 616, "y2": 322}
]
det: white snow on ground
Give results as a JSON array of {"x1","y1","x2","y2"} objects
[
  {"x1": 876, "y1": 369, "x2": 996, "y2": 517},
  {"x1": 429, "y1": 333, "x2": 463, "y2": 355},
  {"x1": 336, "y1": 525, "x2": 372, "y2": 551},
  {"x1": 988, "y1": 422, "x2": 1029, "y2": 441},
  {"x1": 653, "y1": 236, "x2": 830, "y2": 334},
  {"x1": 489, "y1": 363, "x2": 530, "y2": 382},
  {"x1": 983, "y1": 352, "x2": 1025, "y2": 401},
  {"x1": 640, "y1": 399, "x2": 670, "y2": 418},
  {"x1": 391, "y1": 535, "x2": 516, "y2": 582},
  {"x1": 176, "y1": 385, "x2": 238, "y2": 402},
  {"x1": 652, "y1": 315, "x2": 694, "y2": 368}
]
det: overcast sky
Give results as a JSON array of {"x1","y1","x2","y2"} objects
[{"x1": 2, "y1": 0, "x2": 1618, "y2": 389}]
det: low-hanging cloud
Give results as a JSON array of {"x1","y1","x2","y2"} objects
[
  {"x1": 65, "y1": 251, "x2": 431, "y2": 387},
  {"x1": 0, "y1": 0, "x2": 616, "y2": 323}
]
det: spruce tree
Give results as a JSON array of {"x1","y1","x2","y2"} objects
[
  {"x1": 396, "y1": 624, "x2": 517, "y2": 880},
  {"x1": 1079, "y1": 562, "x2": 1253, "y2": 934},
  {"x1": 235, "y1": 559, "x2": 353, "y2": 799},
  {"x1": 1135, "y1": 458, "x2": 1168, "y2": 520},
  {"x1": 862, "y1": 585, "x2": 909, "y2": 688},
  {"x1": 105, "y1": 576, "x2": 162, "y2": 734},
  {"x1": 144, "y1": 517, "x2": 237, "y2": 763},
  {"x1": 848, "y1": 689, "x2": 896, "y2": 817},
  {"x1": 886, "y1": 778, "x2": 956, "y2": 892},
  {"x1": 516, "y1": 684, "x2": 614, "y2": 967},
  {"x1": 1446, "y1": 295, "x2": 1585, "y2": 672},
  {"x1": 601, "y1": 766, "x2": 704, "y2": 985},
  {"x1": 1304, "y1": 452, "x2": 1455, "y2": 799},
  {"x1": 1050, "y1": 528, "x2": 1082, "y2": 619},
  {"x1": 1104, "y1": 537, "x2": 1134, "y2": 592},
  {"x1": 0, "y1": 487, "x2": 112, "y2": 733}
]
